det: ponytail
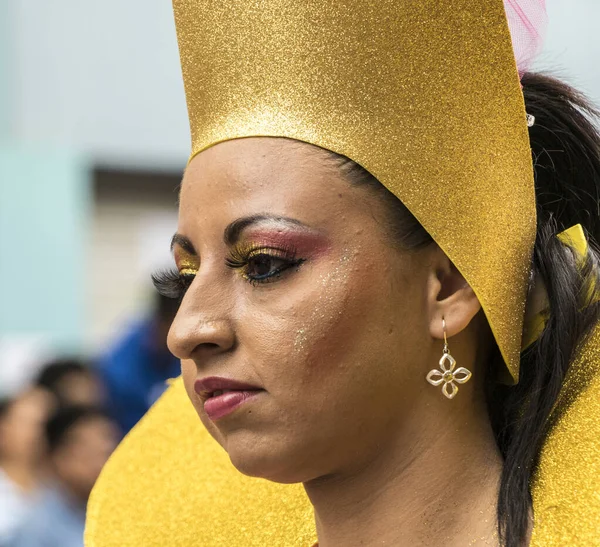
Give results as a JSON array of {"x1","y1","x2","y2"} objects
[{"x1": 491, "y1": 73, "x2": 600, "y2": 547}]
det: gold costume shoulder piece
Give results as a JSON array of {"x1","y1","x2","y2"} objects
[{"x1": 530, "y1": 325, "x2": 600, "y2": 546}]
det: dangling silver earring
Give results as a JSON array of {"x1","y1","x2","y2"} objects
[{"x1": 426, "y1": 318, "x2": 472, "y2": 399}]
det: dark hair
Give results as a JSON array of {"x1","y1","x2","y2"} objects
[
  {"x1": 332, "y1": 73, "x2": 600, "y2": 547},
  {"x1": 493, "y1": 73, "x2": 600, "y2": 547},
  {"x1": 156, "y1": 290, "x2": 181, "y2": 324},
  {"x1": 36, "y1": 358, "x2": 92, "y2": 395},
  {"x1": 0, "y1": 397, "x2": 14, "y2": 422},
  {"x1": 45, "y1": 405, "x2": 110, "y2": 454},
  {"x1": 0, "y1": 398, "x2": 14, "y2": 458}
]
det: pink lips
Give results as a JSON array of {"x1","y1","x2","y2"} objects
[{"x1": 194, "y1": 377, "x2": 264, "y2": 421}]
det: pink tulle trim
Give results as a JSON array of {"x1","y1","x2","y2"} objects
[{"x1": 504, "y1": 0, "x2": 548, "y2": 77}]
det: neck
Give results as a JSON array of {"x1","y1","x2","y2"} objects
[
  {"x1": 56, "y1": 479, "x2": 90, "y2": 508},
  {"x1": 304, "y1": 399, "x2": 503, "y2": 547},
  {"x1": 1, "y1": 458, "x2": 39, "y2": 492}
]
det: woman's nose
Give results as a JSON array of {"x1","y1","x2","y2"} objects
[{"x1": 167, "y1": 285, "x2": 235, "y2": 361}]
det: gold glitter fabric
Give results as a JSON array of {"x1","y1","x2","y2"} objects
[
  {"x1": 530, "y1": 324, "x2": 600, "y2": 546},
  {"x1": 173, "y1": 0, "x2": 536, "y2": 383},
  {"x1": 85, "y1": 378, "x2": 317, "y2": 546}
]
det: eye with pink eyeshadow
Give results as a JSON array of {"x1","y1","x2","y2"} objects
[
  {"x1": 153, "y1": 223, "x2": 331, "y2": 297},
  {"x1": 225, "y1": 241, "x2": 306, "y2": 286}
]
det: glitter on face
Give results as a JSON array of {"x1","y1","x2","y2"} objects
[
  {"x1": 293, "y1": 252, "x2": 352, "y2": 355},
  {"x1": 294, "y1": 329, "x2": 307, "y2": 350}
]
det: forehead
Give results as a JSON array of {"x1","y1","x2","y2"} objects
[
  {"x1": 180, "y1": 138, "x2": 352, "y2": 215},
  {"x1": 186, "y1": 136, "x2": 331, "y2": 174}
]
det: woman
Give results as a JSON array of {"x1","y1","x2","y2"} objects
[{"x1": 86, "y1": 0, "x2": 600, "y2": 546}]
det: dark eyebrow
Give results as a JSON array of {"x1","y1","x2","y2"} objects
[
  {"x1": 223, "y1": 215, "x2": 306, "y2": 245},
  {"x1": 170, "y1": 234, "x2": 196, "y2": 254}
]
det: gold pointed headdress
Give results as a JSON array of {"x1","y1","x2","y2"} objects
[{"x1": 174, "y1": 0, "x2": 536, "y2": 382}]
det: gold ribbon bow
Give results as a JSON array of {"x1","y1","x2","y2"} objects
[{"x1": 522, "y1": 224, "x2": 600, "y2": 351}]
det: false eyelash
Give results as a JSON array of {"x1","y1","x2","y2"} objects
[
  {"x1": 151, "y1": 268, "x2": 195, "y2": 300},
  {"x1": 224, "y1": 243, "x2": 306, "y2": 285}
]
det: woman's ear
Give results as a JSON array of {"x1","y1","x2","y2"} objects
[{"x1": 426, "y1": 246, "x2": 482, "y2": 340}]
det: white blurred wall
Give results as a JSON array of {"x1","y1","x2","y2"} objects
[
  {"x1": 10, "y1": 0, "x2": 190, "y2": 169},
  {"x1": 539, "y1": 1, "x2": 600, "y2": 100},
  {"x1": 88, "y1": 177, "x2": 178, "y2": 351}
]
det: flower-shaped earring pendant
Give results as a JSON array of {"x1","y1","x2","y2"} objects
[{"x1": 426, "y1": 318, "x2": 472, "y2": 399}]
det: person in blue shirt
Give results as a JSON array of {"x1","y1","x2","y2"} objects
[{"x1": 99, "y1": 292, "x2": 180, "y2": 435}]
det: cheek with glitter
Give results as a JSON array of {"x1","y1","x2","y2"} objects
[{"x1": 292, "y1": 252, "x2": 353, "y2": 359}]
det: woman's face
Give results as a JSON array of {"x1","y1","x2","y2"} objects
[
  {"x1": 0, "y1": 389, "x2": 51, "y2": 462},
  {"x1": 168, "y1": 137, "x2": 437, "y2": 483}
]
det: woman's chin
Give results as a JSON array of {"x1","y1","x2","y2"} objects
[{"x1": 225, "y1": 440, "x2": 314, "y2": 485}]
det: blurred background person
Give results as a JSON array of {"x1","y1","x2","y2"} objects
[
  {"x1": 35, "y1": 358, "x2": 105, "y2": 409},
  {"x1": 99, "y1": 292, "x2": 180, "y2": 435},
  {"x1": 10, "y1": 406, "x2": 119, "y2": 547},
  {"x1": 0, "y1": 389, "x2": 52, "y2": 546}
]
